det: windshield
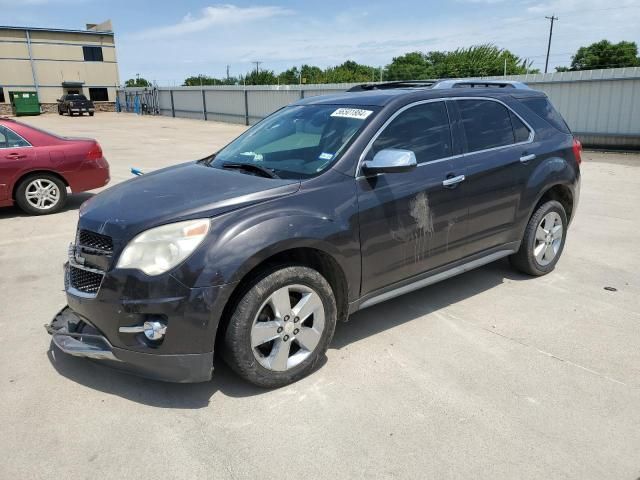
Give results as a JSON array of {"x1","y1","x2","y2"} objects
[{"x1": 210, "y1": 105, "x2": 376, "y2": 179}]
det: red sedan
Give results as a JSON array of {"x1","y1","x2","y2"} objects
[{"x1": 0, "y1": 117, "x2": 109, "y2": 215}]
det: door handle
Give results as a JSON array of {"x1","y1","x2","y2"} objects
[
  {"x1": 442, "y1": 174, "x2": 465, "y2": 187},
  {"x1": 6, "y1": 153, "x2": 26, "y2": 159},
  {"x1": 520, "y1": 153, "x2": 536, "y2": 163}
]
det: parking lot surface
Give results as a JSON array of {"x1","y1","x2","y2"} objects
[{"x1": 1, "y1": 113, "x2": 639, "y2": 479}]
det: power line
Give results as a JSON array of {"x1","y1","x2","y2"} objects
[{"x1": 544, "y1": 15, "x2": 558, "y2": 74}]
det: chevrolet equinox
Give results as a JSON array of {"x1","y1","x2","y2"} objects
[{"x1": 46, "y1": 79, "x2": 581, "y2": 387}]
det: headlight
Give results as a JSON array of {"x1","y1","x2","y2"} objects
[{"x1": 116, "y1": 219, "x2": 210, "y2": 276}]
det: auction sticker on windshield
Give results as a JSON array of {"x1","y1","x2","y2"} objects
[{"x1": 330, "y1": 108, "x2": 373, "y2": 120}]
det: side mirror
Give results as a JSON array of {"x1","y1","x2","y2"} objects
[{"x1": 361, "y1": 149, "x2": 417, "y2": 175}]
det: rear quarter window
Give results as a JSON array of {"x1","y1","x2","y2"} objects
[{"x1": 517, "y1": 96, "x2": 571, "y2": 134}]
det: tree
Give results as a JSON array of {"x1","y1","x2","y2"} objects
[
  {"x1": 243, "y1": 69, "x2": 278, "y2": 85},
  {"x1": 183, "y1": 75, "x2": 218, "y2": 86},
  {"x1": 124, "y1": 77, "x2": 151, "y2": 87},
  {"x1": 183, "y1": 74, "x2": 239, "y2": 86},
  {"x1": 179, "y1": 43, "x2": 543, "y2": 87},
  {"x1": 385, "y1": 52, "x2": 434, "y2": 80},
  {"x1": 277, "y1": 67, "x2": 300, "y2": 85},
  {"x1": 428, "y1": 44, "x2": 531, "y2": 78},
  {"x1": 570, "y1": 40, "x2": 639, "y2": 70},
  {"x1": 324, "y1": 60, "x2": 378, "y2": 83},
  {"x1": 300, "y1": 65, "x2": 325, "y2": 84},
  {"x1": 384, "y1": 45, "x2": 533, "y2": 81}
]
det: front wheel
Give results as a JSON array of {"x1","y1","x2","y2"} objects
[
  {"x1": 222, "y1": 266, "x2": 337, "y2": 388},
  {"x1": 510, "y1": 200, "x2": 568, "y2": 276}
]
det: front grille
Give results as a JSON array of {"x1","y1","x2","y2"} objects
[
  {"x1": 78, "y1": 229, "x2": 113, "y2": 252},
  {"x1": 69, "y1": 265, "x2": 103, "y2": 294}
]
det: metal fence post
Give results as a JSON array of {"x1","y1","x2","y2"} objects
[
  {"x1": 201, "y1": 89, "x2": 207, "y2": 121},
  {"x1": 300, "y1": 89, "x2": 305, "y2": 99},
  {"x1": 169, "y1": 89, "x2": 175, "y2": 118},
  {"x1": 244, "y1": 89, "x2": 249, "y2": 126}
]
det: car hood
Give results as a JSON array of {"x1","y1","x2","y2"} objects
[{"x1": 78, "y1": 161, "x2": 300, "y2": 239}]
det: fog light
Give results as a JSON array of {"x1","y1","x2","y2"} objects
[{"x1": 143, "y1": 320, "x2": 167, "y2": 341}]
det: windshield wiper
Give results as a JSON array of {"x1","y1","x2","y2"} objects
[{"x1": 220, "y1": 162, "x2": 280, "y2": 179}]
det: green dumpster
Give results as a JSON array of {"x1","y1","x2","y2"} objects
[{"x1": 9, "y1": 91, "x2": 40, "y2": 116}]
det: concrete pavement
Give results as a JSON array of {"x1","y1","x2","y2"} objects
[{"x1": 1, "y1": 113, "x2": 639, "y2": 479}]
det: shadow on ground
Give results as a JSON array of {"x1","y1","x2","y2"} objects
[
  {"x1": 0, "y1": 192, "x2": 94, "y2": 219},
  {"x1": 47, "y1": 258, "x2": 531, "y2": 409}
]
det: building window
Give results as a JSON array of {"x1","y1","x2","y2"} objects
[
  {"x1": 82, "y1": 46, "x2": 104, "y2": 62},
  {"x1": 89, "y1": 88, "x2": 109, "y2": 101},
  {"x1": 0, "y1": 88, "x2": 5, "y2": 103}
]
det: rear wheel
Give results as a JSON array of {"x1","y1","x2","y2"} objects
[
  {"x1": 510, "y1": 200, "x2": 567, "y2": 276},
  {"x1": 15, "y1": 174, "x2": 67, "y2": 215},
  {"x1": 222, "y1": 266, "x2": 337, "y2": 388}
]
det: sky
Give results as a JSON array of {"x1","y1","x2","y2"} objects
[{"x1": 2, "y1": 0, "x2": 640, "y2": 85}]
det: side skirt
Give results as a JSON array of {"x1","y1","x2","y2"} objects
[{"x1": 350, "y1": 244, "x2": 518, "y2": 314}]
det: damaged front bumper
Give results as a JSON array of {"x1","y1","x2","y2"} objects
[
  {"x1": 46, "y1": 307, "x2": 119, "y2": 361},
  {"x1": 45, "y1": 307, "x2": 215, "y2": 383}
]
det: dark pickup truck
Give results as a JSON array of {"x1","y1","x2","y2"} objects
[{"x1": 57, "y1": 94, "x2": 95, "y2": 116}]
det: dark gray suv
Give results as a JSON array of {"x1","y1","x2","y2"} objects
[{"x1": 46, "y1": 79, "x2": 581, "y2": 387}]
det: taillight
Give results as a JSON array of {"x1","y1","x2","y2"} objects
[
  {"x1": 86, "y1": 142, "x2": 103, "y2": 161},
  {"x1": 572, "y1": 138, "x2": 582, "y2": 166}
]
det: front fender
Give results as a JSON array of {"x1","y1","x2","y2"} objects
[{"x1": 171, "y1": 171, "x2": 361, "y2": 301}]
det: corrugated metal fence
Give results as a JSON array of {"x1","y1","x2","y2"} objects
[{"x1": 118, "y1": 67, "x2": 640, "y2": 148}]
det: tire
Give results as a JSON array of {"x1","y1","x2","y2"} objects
[
  {"x1": 67, "y1": 107, "x2": 73, "y2": 116},
  {"x1": 510, "y1": 200, "x2": 568, "y2": 276},
  {"x1": 89, "y1": 112, "x2": 94, "y2": 117},
  {"x1": 58, "y1": 108, "x2": 63, "y2": 116},
  {"x1": 222, "y1": 266, "x2": 337, "y2": 388},
  {"x1": 15, "y1": 174, "x2": 67, "y2": 215}
]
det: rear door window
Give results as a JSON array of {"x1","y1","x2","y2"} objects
[
  {"x1": 368, "y1": 101, "x2": 452, "y2": 164},
  {"x1": 456, "y1": 99, "x2": 516, "y2": 152},
  {"x1": 0, "y1": 126, "x2": 30, "y2": 148}
]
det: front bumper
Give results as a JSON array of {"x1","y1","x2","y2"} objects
[
  {"x1": 46, "y1": 307, "x2": 214, "y2": 382},
  {"x1": 48, "y1": 231, "x2": 237, "y2": 383}
]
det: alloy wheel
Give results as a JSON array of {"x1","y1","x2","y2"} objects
[
  {"x1": 25, "y1": 179, "x2": 61, "y2": 211},
  {"x1": 534, "y1": 211, "x2": 563, "y2": 266},
  {"x1": 251, "y1": 284, "x2": 325, "y2": 372}
]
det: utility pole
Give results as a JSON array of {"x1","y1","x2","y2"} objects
[
  {"x1": 252, "y1": 61, "x2": 262, "y2": 75},
  {"x1": 544, "y1": 15, "x2": 558, "y2": 74},
  {"x1": 226, "y1": 65, "x2": 230, "y2": 82}
]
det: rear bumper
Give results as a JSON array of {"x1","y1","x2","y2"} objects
[
  {"x1": 46, "y1": 307, "x2": 214, "y2": 382},
  {"x1": 65, "y1": 160, "x2": 110, "y2": 193}
]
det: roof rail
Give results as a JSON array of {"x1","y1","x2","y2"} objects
[
  {"x1": 347, "y1": 78, "x2": 531, "y2": 92},
  {"x1": 347, "y1": 80, "x2": 438, "y2": 92},
  {"x1": 431, "y1": 79, "x2": 530, "y2": 90}
]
